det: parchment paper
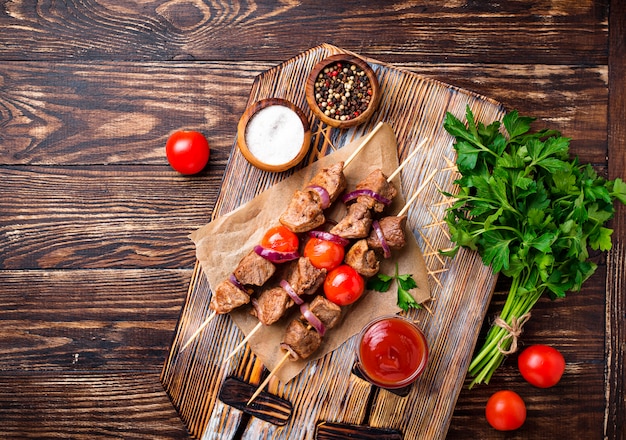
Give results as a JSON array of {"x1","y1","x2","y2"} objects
[{"x1": 191, "y1": 123, "x2": 430, "y2": 382}]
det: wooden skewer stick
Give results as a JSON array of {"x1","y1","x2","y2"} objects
[
  {"x1": 397, "y1": 169, "x2": 438, "y2": 217},
  {"x1": 344, "y1": 121, "x2": 384, "y2": 168},
  {"x1": 180, "y1": 310, "x2": 217, "y2": 353},
  {"x1": 222, "y1": 321, "x2": 263, "y2": 365},
  {"x1": 386, "y1": 137, "x2": 428, "y2": 183},
  {"x1": 247, "y1": 351, "x2": 292, "y2": 405}
]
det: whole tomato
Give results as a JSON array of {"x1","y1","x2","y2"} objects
[
  {"x1": 485, "y1": 390, "x2": 526, "y2": 431},
  {"x1": 165, "y1": 130, "x2": 210, "y2": 175},
  {"x1": 261, "y1": 225, "x2": 299, "y2": 253},
  {"x1": 304, "y1": 237, "x2": 345, "y2": 270},
  {"x1": 323, "y1": 265, "x2": 364, "y2": 306},
  {"x1": 518, "y1": 344, "x2": 566, "y2": 388}
]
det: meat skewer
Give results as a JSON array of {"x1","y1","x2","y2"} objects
[
  {"x1": 223, "y1": 256, "x2": 326, "y2": 363},
  {"x1": 222, "y1": 149, "x2": 429, "y2": 363},
  {"x1": 180, "y1": 163, "x2": 348, "y2": 353},
  {"x1": 180, "y1": 126, "x2": 390, "y2": 353},
  {"x1": 247, "y1": 169, "x2": 437, "y2": 404}
]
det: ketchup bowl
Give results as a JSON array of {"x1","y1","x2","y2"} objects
[{"x1": 355, "y1": 315, "x2": 429, "y2": 389}]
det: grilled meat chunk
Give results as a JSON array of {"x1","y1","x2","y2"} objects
[
  {"x1": 279, "y1": 189, "x2": 325, "y2": 233},
  {"x1": 329, "y1": 202, "x2": 372, "y2": 239},
  {"x1": 280, "y1": 296, "x2": 342, "y2": 360},
  {"x1": 285, "y1": 257, "x2": 327, "y2": 296},
  {"x1": 356, "y1": 169, "x2": 398, "y2": 212},
  {"x1": 308, "y1": 295, "x2": 342, "y2": 329},
  {"x1": 367, "y1": 215, "x2": 408, "y2": 251},
  {"x1": 210, "y1": 279, "x2": 250, "y2": 314},
  {"x1": 280, "y1": 163, "x2": 347, "y2": 233},
  {"x1": 251, "y1": 286, "x2": 291, "y2": 326},
  {"x1": 281, "y1": 319, "x2": 321, "y2": 360},
  {"x1": 345, "y1": 239, "x2": 380, "y2": 277},
  {"x1": 251, "y1": 258, "x2": 326, "y2": 326},
  {"x1": 307, "y1": 162, "x2": 347, "y2": 202},
  {"x1": 234, "y1": 250, "x2": 276, "y2": 286}
]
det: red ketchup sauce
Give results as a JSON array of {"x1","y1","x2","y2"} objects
[{"x1": 357, "y1": 316, "x2": 428, "y2": 389}]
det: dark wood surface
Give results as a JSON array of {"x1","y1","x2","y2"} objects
[{"x1": 0, "y1": 1, "x2": 623, "y2": 439}]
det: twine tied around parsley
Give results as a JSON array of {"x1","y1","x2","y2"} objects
[{"x1": 494, "y1": 313, "x2": 531, "y2": 355}]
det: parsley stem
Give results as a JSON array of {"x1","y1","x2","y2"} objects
[{"x1": 468, "y1": 274, "x2": 543, "y2": 387}]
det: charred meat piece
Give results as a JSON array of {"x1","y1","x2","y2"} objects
[
  {"x1": 367, "y1": 215, "x2": 408, "y2": 251},
  {"x1": 234, "y1": 250, "x2": 276, "y2": 286},
  {"x1": 279, "y1": 189, "x2": 325, "y2": 233},
  {"x1": 210, "y1": 279, "x2": 251, "y2": 314},
  {"x1": 280, "y1": 296, "x2": 342, "y2": 360},
  {"x1": 307, "y1": 162, "x2": 347, "y2": 202},
  {"x1": 251, "y1": 258, "x2": 326, "y2": 326},
  {"x1": 308, "y1": 295, "x2": 342, "y2": 329},
  {"x1": 281, "y1": 318, "x2": 321, "y2": 361},
  {"x1": 251, "y1": 286, "x2": 291, "y2": 326},
  {"x1": 356, "y1": 169, "x2": 398, "y2": 212},
  {"x1": 330, "y1": 202, "x2": 372, "y2": 239},
  {"x1": 285, "y1": 257, "x2": 327, "y2": 297},
  {"x1": 345, "y1": 239, "x2": 380, "y2": 277}
]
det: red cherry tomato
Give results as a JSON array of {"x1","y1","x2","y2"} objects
[
  {"x1": 261, "y1": 225, "x2": 299, "y2": 253},
  {"x1": 324, "y1": 265, "x2": 364, "y2": 306},
  {"x1": 518, "y1": 344, "x2": 565, "y2": 388},
  {"x1": 303, "y1": 237, "x2": 345, "y2": 270},
  {"x1": 485, "y1": 390, "x2": 526, "y2": 431},
  {"x1": 165, "y1": 130, "x2": 210, "y2": 175}
]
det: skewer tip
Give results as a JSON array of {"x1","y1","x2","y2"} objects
[
  {"x1": 247, "y1": 351, "x2": 292, "y2": 405},
  {"x1": 179, "y1": 310, "x2": 217, "y2": 353}
]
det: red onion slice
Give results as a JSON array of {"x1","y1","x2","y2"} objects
[
  {"x1": 300, "y1": 303, "x2": 326, "y2": 336},
  {"x1": 372, "y1": 220, "x2": 391, "y2": 258},
  {"x1": 341, "y1": 189, "x2": 391, "y2": 205},
  {"x1": 307, "y1": 185, "x2": 331, "y2": 209},
  {"x1": 254, "y1": 245, "x2": 299, "y2": 263},
  {"x1": 308, "y1": 230, "x2": 350, "y2": 247},
  {"x1": 280, "y1": 279, "x2": 303, "y2": 305},
  {"x1": 229, "y1": 273, "x2": 248, "y2": 293}
]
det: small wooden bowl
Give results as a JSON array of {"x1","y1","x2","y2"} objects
[
  {"x1": 305, "y1": 54, "x2": 381, "y2": 129},
  {"x1": 237, "y1": 98, "x2": 312, "y2": 172}
]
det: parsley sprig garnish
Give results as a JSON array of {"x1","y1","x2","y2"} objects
[
  {"x1": 367, "y1": 262, "x2": 421, "y2": 312},
  {"x1": 442, "y1": 106, "x2": 626, "y2": 387}
]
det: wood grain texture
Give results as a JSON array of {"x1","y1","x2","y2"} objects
[
  {"x1": 0, "y1": 268, "x2": 190, "y2": 371},
  {"x1": 0, "y1": 1, "x2": 622, "y2": 439},
  {"x1": 0, "y1": 166, "x2": 220, "y2": 269},
  {"x1": 0, "y1": 372, "x2": 190, "y2": 439},
  {"x1": 0, "y1": 62, "x2": 263, "y2": 165},
  {"x1": 606, "y1": 0, "x2": 626, "y2": 438},
  {"x1": 0, "y1": 0, "x2": 608, "y2": 64}
]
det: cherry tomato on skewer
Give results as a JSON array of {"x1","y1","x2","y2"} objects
[
  {"x1": 324, "y1": 264, "x2": 364, "y2": 306},
  {"x1": 304, "y1": 237, "x2": 345, "y2": 270},
  {"x1": 261, "y1": 225, "x2": 299, "y2": 253}
]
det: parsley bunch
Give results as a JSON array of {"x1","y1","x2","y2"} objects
[{"x1": 442, "y1": 106, "x2": 626, "y2": 387}]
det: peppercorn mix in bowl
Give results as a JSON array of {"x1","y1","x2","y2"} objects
[{"x1": 305, "y1": 54, "x2": 381, "y2": 129}]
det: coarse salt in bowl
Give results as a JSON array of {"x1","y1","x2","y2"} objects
[{"x1": 237, "y1": 98, "x2": 312, "y2": 172}]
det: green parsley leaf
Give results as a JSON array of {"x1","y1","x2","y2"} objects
[{"x1": 368, "y1": 263, "x2": 421, "y2": 312}]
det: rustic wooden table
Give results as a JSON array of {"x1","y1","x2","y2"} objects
[{"x1": 1, "y1": 1, "x2": 624, "y2": 439}]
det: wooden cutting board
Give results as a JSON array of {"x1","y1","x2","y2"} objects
[{"x1": 161, "y1": 43, "x2": 505, "y2": 440}]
